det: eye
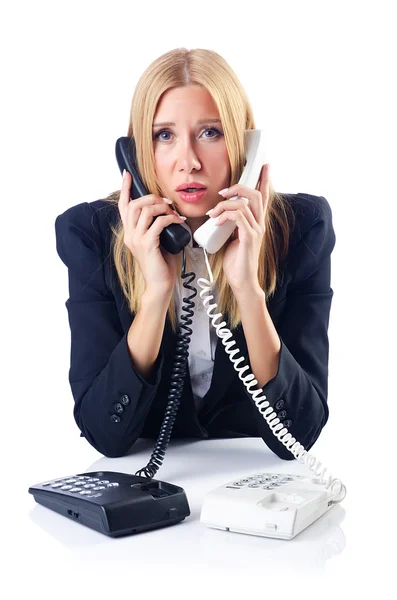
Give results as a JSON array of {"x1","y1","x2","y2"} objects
[
  {"x1": 154, "y1": 129, "x2": 172, "y2": 141},
  {"x1": 153, "y1": 127, "x2": 223, "y2": 141},
  {"x1": 203, "y1": 128, "x2": 220, "y2": 138}
]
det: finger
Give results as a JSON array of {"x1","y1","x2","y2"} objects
[
  {"x1": 210, "y1": 200, "x2": 257, "y2": 229},
  {"x1": 218, "y1": 184, "x2": 256, "y2": 199},
  {"x1": 125, "y1": 194, "x2": 171, "y2": 232},
  {"x1": 254, "y1": 165, "x2": 270, "y2": 228},
  {"x1": 209, "y1": 197, "x2": 249, "y2": 216},
  {"x1": 218, "y1": 185, "x2": 262, "y2": 224},
  {"x1": 258, "y1": 164, "x2": 270, "y2": 210},
  {"x1": 126, "y1": 199, "x2": 139, "y2": 232},
  {"x1": 118, "y1": 170, "x2": 133, "y2": 222},
  {"x1": 215, "y1": 210, "x2": 253, "y2": 234},
  {"x1": 147, "y1": 213, "x2": 187, "y2": 241},
  {"x1": 136, "y1": 203, "x2": 184, "y2": 236}
]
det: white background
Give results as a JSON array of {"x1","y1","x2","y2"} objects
[{"x1": 1, "y1": 0, "x2": 396, "y2": 596}]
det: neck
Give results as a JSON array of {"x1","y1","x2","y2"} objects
[{"x1": 186, "y1": 216, "x2": 208, "y2": 240}]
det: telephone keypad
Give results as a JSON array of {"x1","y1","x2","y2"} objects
[
  {"x1": 231, "y1": 473, "x2": 301, "y2": 490},
  {"x1": 35, "y1": 474, "x2": 123, "y2": 500}
]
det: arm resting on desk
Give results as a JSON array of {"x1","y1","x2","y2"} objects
[
  {"x1": 55, "y1": 202, "x2": 167, "y2": 457},
  {"x1": 239, "y1": 196, "x2": 336, "y2": 460}
]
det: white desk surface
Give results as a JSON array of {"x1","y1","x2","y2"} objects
[{"x1": 8, "y1": 433, "x2": 389, "y2": 597}]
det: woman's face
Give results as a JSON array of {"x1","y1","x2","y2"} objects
[{"x1": 152, "y1": 85, "x2": 231, "y2": 226}]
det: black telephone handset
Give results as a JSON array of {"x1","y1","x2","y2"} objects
[{"x1": 115, "y1": 137, "x2": 191, "y2": 254}]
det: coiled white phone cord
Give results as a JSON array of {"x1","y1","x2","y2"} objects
[{"x1": 197, "y1": 249, "x2": 346, "y2": 505}]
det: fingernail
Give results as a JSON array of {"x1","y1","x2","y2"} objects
[
  {"x1": 163, "y1": 197, "x2": 173, "y2": 204},
  {"x1": 218, "y1": 188, "x2": 228, "y2": 195},
  {"x1": 122, "y1": 169, "x2": 126, "y2": 179}
]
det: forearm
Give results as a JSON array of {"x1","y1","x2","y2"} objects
[
  {"x1": 127, "y1": 288, "x2": 172, "y2": 382},
  {"x1": 234, "y1": 285, "x2": 281, "y2": 388}
]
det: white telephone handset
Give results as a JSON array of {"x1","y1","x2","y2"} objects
[{"x1": 193, "y1": 130, "x2": 267, "y2": 253}]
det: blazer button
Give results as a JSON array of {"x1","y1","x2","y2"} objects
[
  {"x1": 110, "y1": 414, "x2": 121, "y2": 423},
  {"x1": 283, "y1": 419, "x2": 292, "y2": 428},
  {"x1": 275, "y1": 399, "x2": 284, "y2": 410},
  {"x1": 120, "y1": 394, "x2": 130, "y2": 406},
  {"x1": 277, "y1": 410, "x2": 287, "y2": 419},
  {"x1": 113, "y1": 402, "x2": 124, "y2": 414}
]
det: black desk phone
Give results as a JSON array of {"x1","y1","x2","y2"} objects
[
  {"x1": 29, "y1": 471, "x2": 189, "y2": 537},
  {"x1": 30, "y1": 131, "x2": 346, "y2": 539}
]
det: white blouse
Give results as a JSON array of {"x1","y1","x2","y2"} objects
[{"x1": 173, "y1": 220, "x2": 220, "y2": 412}]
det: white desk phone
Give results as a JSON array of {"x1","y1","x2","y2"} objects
[{"x1": 29, "y1": 130, "x2": 346, "y2": 540}]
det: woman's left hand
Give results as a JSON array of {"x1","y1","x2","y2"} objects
[{"x1": 207, "y1": 163, "x2": 270, "y2": 293}]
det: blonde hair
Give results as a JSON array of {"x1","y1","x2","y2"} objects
[{"x1": 103, "y1": 48, "x2": 295, "y2": 334}]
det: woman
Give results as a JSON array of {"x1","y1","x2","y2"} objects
[{"x1": 55, "y1": 48, "x2": 335, "y2": 461}]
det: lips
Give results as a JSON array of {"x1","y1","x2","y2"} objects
[
  {"x1": 177, "y1": 189, "x2": 207, "y2": 203},
  {"x1": 176, "y1": 181, "x2": 207, "y2": 191}
]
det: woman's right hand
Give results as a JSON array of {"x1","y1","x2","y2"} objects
[{"x1": 118, "y1": 170, "x2": 186, "y2": 293}]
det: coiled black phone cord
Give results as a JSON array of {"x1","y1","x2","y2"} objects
[{"x1": 135, "y1": 246, "x2": 197, "y2": 478}]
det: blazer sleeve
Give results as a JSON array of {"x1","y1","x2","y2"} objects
[
  {"x1": 252, "y1": 195, "x2": 336, "y2": 460},
  {"x1": 55, "y1": 202, "x2": 165, "y2": 457}
]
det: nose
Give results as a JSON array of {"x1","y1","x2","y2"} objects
[{"x1": 176, "y1": 138, "x2": 201, "y2": 172}]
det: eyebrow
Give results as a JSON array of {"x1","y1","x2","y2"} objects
[{"x1": 152, "y1": 118, "x2": 222, "y2": 127}]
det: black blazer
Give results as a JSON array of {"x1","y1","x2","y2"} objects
[{"x1": 55, "y1": 192, "x2": 336, "y2": 460}]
